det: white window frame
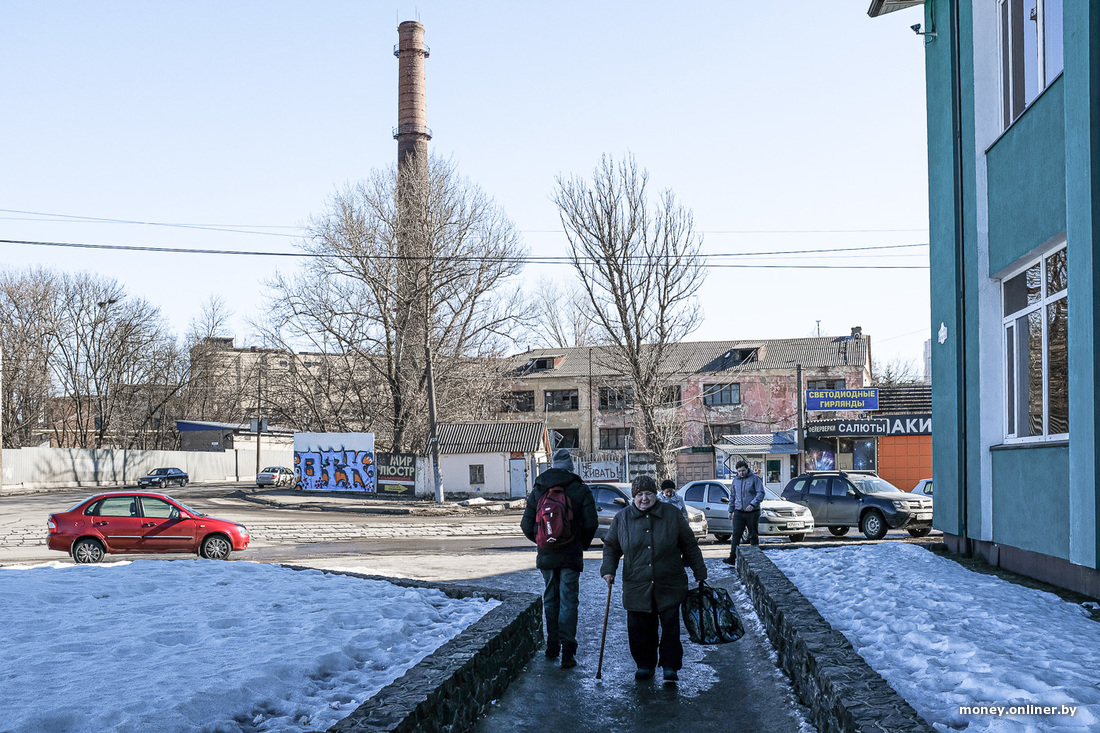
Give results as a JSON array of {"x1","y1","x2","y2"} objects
[
  {"x1": 998, "y1": 0, "x2": 1064, "y2": 129},
  {"x1": 1001, "y1": 242, "x2": 1067, "y2": 443}
]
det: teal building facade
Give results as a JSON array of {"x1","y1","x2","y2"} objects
[{"x1": 875, "y1": 0, "x2": 1098, "y2": 595}]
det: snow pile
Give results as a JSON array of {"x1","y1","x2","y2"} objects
[
  {"x1": 769, "y1": 544, "x2": 1100, "y2": 732},
  {"x1": 0, "y1": 560, "x2": 498, "y2": 732}
]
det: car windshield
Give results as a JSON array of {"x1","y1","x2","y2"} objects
[
  {"x1": 261, "y1": 467, "x2": 281, "y2": 473},
  {"x1": 848, "y1": 475, "x2": 902, "y2": 494},
  {"x1": 763, "y1": 487, "x2": 782, "y2": 502},
  {"x1": 149, "y1": 469, "x2": 169, "y2": 476},
  {"x1": 174, "y1": 500, "x2": 206, "y2": 517}
]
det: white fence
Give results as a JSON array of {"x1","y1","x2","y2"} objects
[{"x1": 0, "y1": 447, "x2": 295, "y2": 493}]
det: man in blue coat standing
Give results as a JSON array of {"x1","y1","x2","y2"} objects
[{"x1": 723, "y1": 459, "x2": 766, "y2": 565}]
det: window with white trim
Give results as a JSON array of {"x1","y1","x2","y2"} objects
[
  {"x1": 999, "y1": 0, "x2": 1063, "y2": 128},
  {"x1": 1002, "y1": 245, "x2": 1067, "y2": 440}
]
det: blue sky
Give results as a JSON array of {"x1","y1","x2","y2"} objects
[{"x1": 0, "y1": 1, "x2": 930, "y2": 367}]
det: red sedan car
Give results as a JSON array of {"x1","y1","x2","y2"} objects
[{"x1": 47, "y1": 492, "x2": 250, "y2": 563}]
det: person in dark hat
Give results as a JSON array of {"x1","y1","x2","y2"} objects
[
  {"x1": 521, "y1": 448, "x2": 598, "y2": 669},
  {"x1": 658, "y1": 478, "x2": 689, "y2": 520},
  {"x1": 601, "y1": 474, "x2": 706, "y2": 682}
]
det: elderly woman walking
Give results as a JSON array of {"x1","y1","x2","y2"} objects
[{"x1": 601, "y1": 475, "x2": 707, "y2": 681}]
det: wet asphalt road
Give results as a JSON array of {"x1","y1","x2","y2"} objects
[{"x1": 468, "y1": 558, "x2": 814, "y2": 733}]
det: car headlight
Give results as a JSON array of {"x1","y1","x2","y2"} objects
[
  {"x1": 236, "y1": 524, "x2": 249, "y2": 535},
  {"x1": 762, "y1": 509, "x2": 779, "y2": 518},
  {"x1": 892, "y1": 500, "x2": 912, "y2": 510}
]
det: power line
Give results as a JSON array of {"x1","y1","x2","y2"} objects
[
  {"x1": 0, "y1": 237, "x2": 929, "y2": 269},
  {"x1": 1, "y1": 207, "x2": 927, "y2": 238}
]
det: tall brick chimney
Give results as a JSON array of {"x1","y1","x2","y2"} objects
[{"x1": 394, "y1": 21, "x2": 430, "y2": 168}]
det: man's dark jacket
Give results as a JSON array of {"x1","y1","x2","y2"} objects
[{"x1": 520, "y1": 468, "x2": 598, "y2": 571}]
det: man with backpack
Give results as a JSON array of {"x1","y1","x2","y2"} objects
[{"x1": 521, "y1": 448, "x2": 598, "y2": 669}]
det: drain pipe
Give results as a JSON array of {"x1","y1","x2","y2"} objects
[{"x1": 948, "y1": 0, "x2": 972, "y2": 557}]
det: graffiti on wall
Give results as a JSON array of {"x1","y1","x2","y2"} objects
[{"x1": 294, "y1": 432, "x2": 376, "y2": 492}]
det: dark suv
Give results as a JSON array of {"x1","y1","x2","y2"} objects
[{"x1": 780, "y1": 471, "x2": 933, "y2": 540}]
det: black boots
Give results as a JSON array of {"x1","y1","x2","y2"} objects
[
  {"x1": 722, "y1": 554, "x2": 737, "y2": 565},
  {"x1": 560, "y1": 641, "x2": 578, "y2": 669},
  {"x1": 545, "y1": 640, "x2": 560, "y2": 659}
]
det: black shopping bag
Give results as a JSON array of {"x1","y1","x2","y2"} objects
[{"x1": 681, "y1": 580, "x2": 744, "y2": 645}]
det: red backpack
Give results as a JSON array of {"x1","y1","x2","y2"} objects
[{"x1": 535, "y1": 485, "x2": 575, "y2": 549}]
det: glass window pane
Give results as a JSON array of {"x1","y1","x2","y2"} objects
[
  {"x1": 1019, "y1": 311, "x2": 1044, "y2": 437},
  {"x1": 1006, "y1": 324, "x2": 1016, "y2": 435},
  {"x1": 1045, "y1": 248, "x2": 1066, "y2": 294},
  {"x1": 707, "y1": 484, "x2": 727, "y2": 504},
  {"x1": 1043, "y1": 0, "x2": 1064, "y2": 82},
  {"x1": 1047, "y1": 297, "x2": 1068, "y2": 434},
  {"x1": 1003, "y1": 262, "x2": 1042, "y2": 316},
  {"x1": 1023, "y1": 0, "x2": 1040, "y2": 105}
]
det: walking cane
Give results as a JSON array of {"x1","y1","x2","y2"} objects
[{"x1": 595, "y1": 580, "x2": 612, "y2": 679}]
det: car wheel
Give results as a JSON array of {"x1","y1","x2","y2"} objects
[
  {"x1": 860, "y1": 511, "x2": 888, "y2": 540},
  {"x1": 200, "y1": 534, "x2": 232, "y2": 560},
  {"x1": 908, "y1": 527, "x2": 932, "y2": 537},
  {"x1": 788, "y1": 534, "x2": 806, "y2": 543},
  {"x1": 73, "y1": 538, "x2": 105, "y2": 564},
  {"x1": 714, "y1": 533, "x2": 731, "y2": 543},
  {"x1": 828, "y1": 526, "x2": 850, "y2": 537}
]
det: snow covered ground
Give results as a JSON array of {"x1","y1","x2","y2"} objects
[
  {"x1": 769, "y1": 544, "x2": 1100, "y2": 733},
  {"x1": 0, "y1": 560, "x2": 498, "y2": 733}
]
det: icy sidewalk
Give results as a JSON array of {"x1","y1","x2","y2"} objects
[{"x1": 769, "y1": 544, "x2": 1100, "y2": 733}]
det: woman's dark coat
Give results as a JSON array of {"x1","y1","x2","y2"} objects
[{"x1": 600, "y1": 501, "x2": 707, "y2": 612}]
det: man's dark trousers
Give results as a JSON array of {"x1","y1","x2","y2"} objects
[
  {"x1": 540, "y1": 567, "x2": 580, "y2": 648},
  {"x1": 730, "y1": 508, "x2": 761, "y2": 558},
  {"x1": 626, "y1": 605, "x2": 683, "y2": 671}
]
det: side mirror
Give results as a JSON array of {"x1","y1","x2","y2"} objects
[
  {"x1": 178, "y1": 512, "x2": 191, "y2": 520},
  {"x1": 613, "y1": 497, "x2": 627, "y2": 507},
  {"x1": 847, "y1": 488, "x2": 857, "y2": 497},
  {"x1": 720, "y1": 496, "x2": 730, "y2": 504}
]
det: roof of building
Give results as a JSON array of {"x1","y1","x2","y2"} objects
[
  {"x1": 873, "y1": 384, "x2": 932, "y2": 414},
  {"x1": 437, "y1": 422, "x2": 550, "y2": 455},
  {"x1": 508, "y1": 335, "x2": 870, "y2": 380},
  {"x1": 714, "y1": 431, "x2": 801, "y2": 455},
  {"x1": 175, "y1": 420, "x2": 295, "y2": 435}
]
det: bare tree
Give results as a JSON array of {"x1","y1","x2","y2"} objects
[
  {"x1": 528, "y1": 280, "x2": 598, "y2": 349},
  {"x1": 0, "y1": 268, "x2": 58, "y2": 447},
  {"x1": 48, "y1": 272, "x2": 183, "y2": 449},
  {"x1": 259, "y1": 154, "x2": 528, "y2": 452},
  {"x1": 554, "y1": 154, "x2": 706, "y2": 479},
  {"x1": 183, "y1": 296, "x2": 245, "y2": 423},
  {"x1": 872, "y1": 356, "x2": 924, "y2": 386}
]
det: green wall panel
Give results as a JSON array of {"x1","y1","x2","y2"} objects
[
  {"x1": 986, "y1": 78, "x2": 1067, "y2": 275},
  {"x1": 991, "y1": 445, "x2": 1070, "y2": 559}
]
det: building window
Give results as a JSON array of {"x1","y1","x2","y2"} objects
[
  {"x1": 1000, "y1": 0, "x2": 1064, "y2": 128},
  {"x1": 545, "y1": 389, "x2": 579, "y2": 412},
  {"x1": 662, "y1": 385, "x2": 682, "y2": 407},
  {"x1": 806, "y1": 379, "x2": 846, "y2": 390},
  {"x1": 501, "y1": 390, "x2": 535, "y2": 412},
  {"x1": 704, "y1": 423, "x2": 742, "y2": 444},
  {"x1": 469, "y1": 464, "x2": 485, "y2": 484},
  {"x1": 551, "y1": 428, "x2": 580, "y2": 449},
  {"x1": 599, "y1": 427, "x2": 634, "y2": 450},
  {"x1": 703, "y1": 383, "x2": 740, "y2": 406},
  {"x1": 598, "y1": 386, "x2": 634, "y2": 410},
  {"x1": 1003, "y1": 244, "x2": 1067, "y2": 439}
]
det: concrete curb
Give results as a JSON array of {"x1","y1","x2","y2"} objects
[
  {"x1": 279, "y1": 566, "x2": 541, "y2": 733},
  {"x1": 735, "y1": 547, "x2": 935, "y2": 733},
  {"x1": 239, "y1": 491, "x2": 525, "y2": 517}
]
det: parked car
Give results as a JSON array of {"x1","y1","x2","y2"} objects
[
  {"x1": 780, "y1": 471, "x2": 933, "y2": 540},
  {"x1": 256, "y1": 466, "x2": 294, "y2": 487},
  {"x1": 678, "y1": 480, "x2": 815, "y2": 542},
  {"x1": 590, "y1": 482, "x2": 708, "y2": 541},
  {"x1": 47, "y1": 491, "x2": 250, "y2": 563},
  {"x1": 137, "y1": 467, "x2": 189, "y2": 489},
  {"x1": 911, "y1": 478, "x2": 934, "y2": 497}
]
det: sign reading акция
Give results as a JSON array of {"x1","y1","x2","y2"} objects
[{"x1": 805, "y1": 388, "x2": 879, "y2": 411}]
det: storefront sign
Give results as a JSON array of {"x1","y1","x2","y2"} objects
[
  {"x1": 375, "y1": 452, "x2": 417, "y2": 496},
  {"x1": 805, "y1": 388, "x2": 879, "y2": 411},
  {"x1": 806, "y1": 413, "x2": 932, "y2": 436}
]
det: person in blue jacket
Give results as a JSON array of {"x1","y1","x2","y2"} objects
[{"x1": 723, "y1": 460, "x2": 766, "y2": 565}]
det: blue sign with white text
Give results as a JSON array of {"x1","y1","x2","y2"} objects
[{"x1": 806, "y1": 388, "x2": 878, "y2": 411}]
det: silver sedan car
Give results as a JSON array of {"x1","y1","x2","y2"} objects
[{"x1": 589, "y1": 482, "x2": 708, "y2": 541}]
